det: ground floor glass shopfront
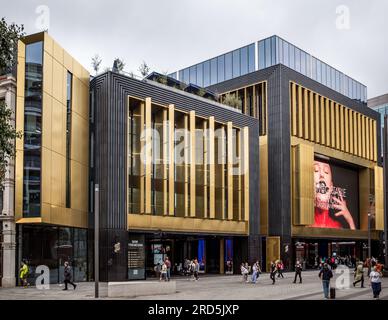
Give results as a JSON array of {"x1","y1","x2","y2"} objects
[
  {"x1": 293, "y1": 238, "x2": 382, "y2": 269},
  {"x1": 19, "y1": 225, "x2": 88, "y2": 284},
  {"x1": 127, "y1": 233, "x2": 246, "y2": 280}
]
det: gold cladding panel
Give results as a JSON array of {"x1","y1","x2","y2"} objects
[
  {"x1": 63, "y1": 50, "x2": 73, "y2": 73},
  {"x1": 41, "y1": 147, "x2": 52, "y2": 205},
  {"x1": 51, "y1": 99, "x2": 65, "y2": 155},
  {"x1": 375, "y1": 166, "x2": 384, "y2": 231},
  {"x1": 71, "y1": 161, "x2": 89, "y2": 212},
  {"x1": 42, "y1": 92, "x2": 52, "y2": 149},
  {"x1": 359, "y1": 168, "x2": 370, "y2": 231},
  {"x1": 53, "y1": 40, "x2": 64, "y2": 65},
  {"x1": 71, "y1": 113, "x2": 89, "y2": 165},
  {"x1": 259, "y1": 137, "x2": 268, "y2": 235},
  {"x1": 128, "y1": 214, "x2": 248, "y2": 235},
  {"x1": 292, "y1": 143, "x2": 314, "y2": 226},
  {"x1": 50, "y1": 152, "x2": 66, "y2": 207},
  {"x1": 43, "y1": 52, "x2": 53, "y2": 96},
  {"x1": 43, "y1": 33, "x2": 53, "y2": 56},
  {"x1": 266, "y1": 237, "x2": 280, "y2": 272},
  {"x1": 73, "y1": 77, "x2": 89, "y2": 121},
  {"x1": 52, "y1": 59, "x2": 64, "y2": 103}
]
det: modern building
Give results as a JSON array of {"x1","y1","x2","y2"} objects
[
  {"x1": 90, "y1": 72, "x2": 259, "y2": 281},
  {"x1": 2, "y1": 31, "x2": 386, "y2": 286},
  {"x1": 171, "y1": 35, "x2": 385, "y2": 271},
  {"x1": 0, "y1": 74, "x2": 17, "y2": 287},
  {"x1": 12, "y1": 32, "x2": 90, "y2": 285},
  {"x1": 368, "y1": 93, "x2": 388, "y2": 158}
]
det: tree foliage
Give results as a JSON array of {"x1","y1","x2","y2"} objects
[
  {"x1": 91, "y1": 54, "x2": 102, "y2": 75},
  {"x1": 0, "y1": 17, "x2": 24, "y2": 188},
  {"x1": 221, "y1": 93, "x2": 242, "y2": 109},
  {"x1": 0, "y1": 17, "x2": 25, "y2": 74},
  {"x1": 113, "y1": 57, "x2": 125, "y2": 73},
  {"x1": 138, "y1": 61, "x2": 150, "y2": 78}
]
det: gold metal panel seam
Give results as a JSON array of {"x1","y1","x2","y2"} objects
[
  {"x1": 227, "y1": 122, "x2": 233, "y2": 220},
  {"x1": 303, "y1": 87, "x2": 309, "y2": 140},
  {"x1": 374, "y1": 166, "x2": 384, "y2": 230},
  {"x1": 315, "y1": 94, "x2": 320, "y2": 144},
  {"x1": 291, "y1": 83, "x2": 297, "y2": 136},
  {"x1": 309, "y1": 90, "x2": 314, "y2": 142},
  {"x1": 345, "y1": 107, "x2": 349, "y2": 153},
  {"x1": 209, "y1": 116, "x2": 215, "y2": 219},
  {"x1": 145, "y1": 98, "x2": 152, "y2": 214},
  {"x1": 298, "y1": 86, "x2": 303, "y2": 138},
  {"x1": 243, "y1": 127, "x2": 249, "y2": 222},
  {"x1": 168, "y1": 105, "x2": 175, "y2": 216},
  {"x1": 190, "y1": 110, "x2": 196, "y2": 217}
]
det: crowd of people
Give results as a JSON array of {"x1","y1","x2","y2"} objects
[
  {"x1": 237, "y1": 256, "x2": 384, "y2": 300},
  {"x1": 154, "y1": 257, "x2": 200, "y2": 281}
]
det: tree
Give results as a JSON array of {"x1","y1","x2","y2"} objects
[
  {"x1": 112, "y1": 58, "x2": 125, "y2": 73},
  {"x1": 0, "y1": 17, "x2": 25, "y2": 74},
  {"x1": 91, "y1": 54, "x2": 102, "y2": 75},
  {"x1": 138, "y1": 61, "x2": 150, "y2": 78},
  {"x1": 0, "y1": 18, "x2": 24, "y2": 188},
  {"x1": 157, "y1": 74, "x2": 168, "y2": 85},
  {"x1": 221, "y1": 93, "x2": 242, "y2": 110},
  {"x1": 197, "y1": 87, "x2": 206, "y2": 97}
]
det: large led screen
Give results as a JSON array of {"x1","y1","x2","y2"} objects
[{"x1": 313, "y1": 159, "x2": 359, "y2": 230}]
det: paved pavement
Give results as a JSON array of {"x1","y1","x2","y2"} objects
[{"x1": 0, "y1": 271, "x2": 386, "y2": 300}]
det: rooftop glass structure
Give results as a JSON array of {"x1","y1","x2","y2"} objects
[{"x1": 169, "y1": 35, "x2": 367, "y2": 103}]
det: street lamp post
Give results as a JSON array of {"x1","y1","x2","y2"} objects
[
  {"x1": 368, "y1": 212, "x2": 371, "y2": 260},
  {"x1": 94, "y1": 184, "x2": 99, "y2": 298},
  {"x1": 384, "y1": 115, "x2": 388, "y2": 269}
]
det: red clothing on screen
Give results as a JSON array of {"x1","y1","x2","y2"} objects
[{"x1": 312, "y1": 209, "x2": 342, "y2": 229}]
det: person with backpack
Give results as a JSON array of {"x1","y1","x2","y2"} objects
[
  {"x1": 293, "y1": 260, "x2": 303, "y2": 284},
  {"x1": 19, "y1": 260, "x2": 29, "y2": 288},
  {"x1": 319, "y1": 263, "x2": 333, "y2": 299},
  {"x1": 63, "y1": 261, "x2": 77, "y2": 290}
]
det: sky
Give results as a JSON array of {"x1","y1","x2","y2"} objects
[{"x1": 1, "y1": 0, "x2": 387, "y2": 98}]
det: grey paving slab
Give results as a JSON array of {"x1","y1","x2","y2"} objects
[{"x1": 0, "y1": 271, "x2": 386, "y2": 300}]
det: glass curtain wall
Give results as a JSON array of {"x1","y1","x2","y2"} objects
[
  {"x1": 21, "y1": 226, "x2": 87, "y2": 284},
  {"x1": 128, "y1": 100, "x2": 142, "y2": 214},
  {"x1": 23, "y1": 41, "x2": 43, "y2": 217}
]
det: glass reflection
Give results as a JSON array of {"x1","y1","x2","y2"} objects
[{"x1": 23, "y1": 41, "x2": 43, "y2": 217}]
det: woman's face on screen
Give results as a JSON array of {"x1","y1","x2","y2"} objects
[{"x1": 314, "y1": 161, "x2": 333, "y2": 210}]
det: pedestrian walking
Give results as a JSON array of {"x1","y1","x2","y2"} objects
[
  {"x1": 270, "y1": 261, "x2": 277, "y2": 285},
  {"x1": 240, "y1": 263, "x2": 249, "y2": 283},
  {"x1": 251, "y1": 261, "x2": 258, "y2": 283},
  {"x1": 160, "y1": 262, "x2": 167, "y2": 281},
  {"x1": 353, "y1": 261, "x2": 365, "y2": 288},
  {"x1": 369, "y1": 267, "x2": 382, "y2": 299},
  {"x1": 293, "y1": 260, "x2": 302, "y2": 283},
  {"x1": 318, "y1": 263, "x2": 333, "y2": 299},
  {"x1": 19, "y1": 260, "x2": 29, "y2": 288},
  {"x1": 165, "y1": 257, "x2": 171, "y2": 281},
  {"x1": 193, "y1": 258, "x2": 200, "y2": 281},
  {"x1": 63, "y1": 261, "x2": 77, "y2": 290},
  {"x1": 277, "y1": 260, "x2": 284, "y2": 278},
  {"x1": 154, "y1": 262, "x2": 161, "y2": 279}
]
